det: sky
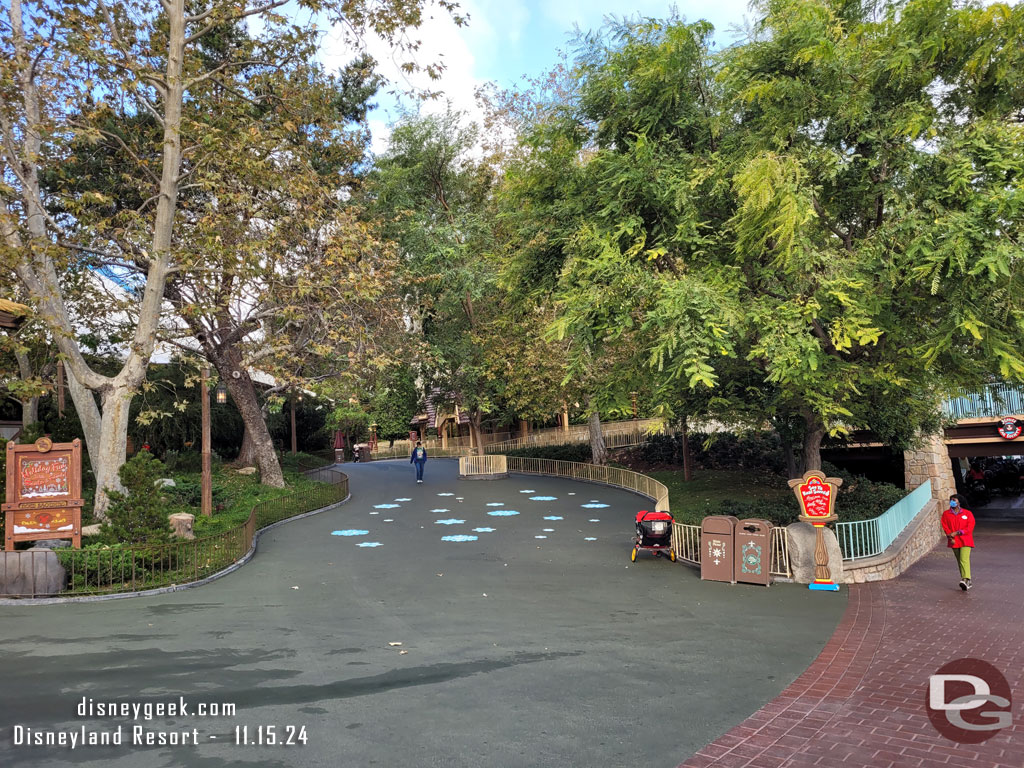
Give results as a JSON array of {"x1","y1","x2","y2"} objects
[{"x1": 316, "y1": 0, "x2": 756, "y2": 153}]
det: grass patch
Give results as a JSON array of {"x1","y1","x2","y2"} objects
[{"x1": 648, "y1": 469, "x2": 792, "y2": 525}]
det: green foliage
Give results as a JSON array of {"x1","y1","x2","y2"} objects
[
  {"x1": 503, "y1": 443, "x2": 593, "y2": 462},
  {"x1": 498, "y1": 1, "x2": 1024, "y2": 469},
  {"x1": 99, "y1": 452, "x2": 173, "y2": 546},
  {"x1": 58, "y1": 544, "x2": 139, "y2": 590}
]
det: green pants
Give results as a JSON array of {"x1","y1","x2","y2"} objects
[{"x1": 953, "y1": 546, "x2": 972, "y2": 579}]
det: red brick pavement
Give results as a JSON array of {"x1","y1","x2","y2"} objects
[{"x1": 679, "y1": 525, "x2": 1024, "y2": 768}]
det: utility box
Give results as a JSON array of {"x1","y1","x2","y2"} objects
[
  {"x1": 735, "y1": 518, "x2": 773, "y2": 586},
  {"x1": 700, "y1": 515, "x2": 738, "y2": 583}
]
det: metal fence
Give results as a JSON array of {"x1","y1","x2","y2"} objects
[
  {"x1": 505, "y1": 456, "x2": 671, "y2": 513},
  {"x1": 459, "y1": 455, "x2": 508, "y2": 476},
  {"x1": 943, "y1": 384, "x2": 1024, "y2": 420},
  {"x1": 484, "y1": 418, "x2": 665, "y2": 455},
  {"x1": 1, "y1": 468, "x2": 349, "y2": 599},
  {"x1": 672, "y1": 522, "x2": 792, "y2": 578},
  {"x1": 835, "y1": 480, "x2": 931, "y2": 561}
]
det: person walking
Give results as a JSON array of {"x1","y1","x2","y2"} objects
[
  {"x1": 941, "y1": 494, "x2": 975, "y2": 590},
  {"x1": 410, "y1": 441, "x2": 427, "y2": 483}
]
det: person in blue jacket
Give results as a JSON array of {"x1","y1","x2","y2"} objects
[{"x1": 410, "y1": 441, "x2": 427, "y2": 483}]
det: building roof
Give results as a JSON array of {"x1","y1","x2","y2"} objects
[{"x1": 0, "y1": 299, "x2": 30, "y2": 329}]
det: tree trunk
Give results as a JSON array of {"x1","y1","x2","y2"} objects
[
  {"x1": 681, "y1": 414, "x2": 693, "y2": 482},
  {"x1": 238, "y1": 426, "x2": 256, "y2": 466},
  {"x1": 802, "y1": 409, "x2": 826, "y2": 472},
  {"x1": 216, "y1": 361, "x2": 285, "y2": 488},
  {"x1": 14, "y1": 347, "x2": 38, "y2": 427},
  {"x1": 781, "y1": 432, "x2": 800, "y2": 479},
  {"x1": 90, "y1": 387, "x2": 134, "y2": 518},
  {"x1": 587, "y1": 397, "x2": 608, "y2": 465},
  {"x1": 469, "y1": 410, "x2": 485, "y2": 456}
]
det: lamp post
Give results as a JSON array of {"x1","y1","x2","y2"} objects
[
  {"x1": 201, "y1": 368, "x2": 212, "y2": 517},
  {"x1": 370, "y1": 422, "x2": 378, "y2": 452},
  {"x1": 290, "y1": 392, "x2": 298, "y2": 455}
]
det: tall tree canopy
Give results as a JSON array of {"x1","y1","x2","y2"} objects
[{"x1": 499, "y1": 0, "x2": 1024, "y2": 470}]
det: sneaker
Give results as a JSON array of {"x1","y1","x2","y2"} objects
[
  {"x1": 965, "y1": 578, "x2": 972, "y2": 590},
  {"x1": 959, "y1": 579, "x2": 967, "y2": 591},
  {"x1": 417, "y1": 479, "x2": 423, "y2": 483}
]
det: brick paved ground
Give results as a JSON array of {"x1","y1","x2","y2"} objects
[{"x1": 680, "y1": 522, "x2": 1024, "y2": 768}]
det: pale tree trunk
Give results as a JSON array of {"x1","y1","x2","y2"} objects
[
  {"x1": 802, "y1": 409, "x2": 825, "y2": 473},
  {"x1": 587, "y1": 396, "x2": 608, "y2": 465},
  {"x1": 2, "y1": 0, "x2": 187, "y2": 517},
  {"x1": 14, "y1": 347, "x2": 38, "y2": 427}
]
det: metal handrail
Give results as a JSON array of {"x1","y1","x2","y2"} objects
[{"x1": 834, "y1": 480, "x2": 931, "y2": 561}]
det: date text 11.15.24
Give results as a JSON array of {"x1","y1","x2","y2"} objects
[{"x1": 234, "y1": 725, "x2": 307, "y2": 745}]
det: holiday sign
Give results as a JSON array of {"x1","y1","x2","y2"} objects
[
  {"x1": 4, "y1": 438, "x2": 84, "y2": 550},
  {"x1": 788, "y1": 470, "x2": 843, "y2": 522}
]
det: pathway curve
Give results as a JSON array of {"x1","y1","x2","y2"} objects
[
  {"x1": 0, "y1": 460, "x2": 844, "y2": 768},
  {"x1": 679, "y1": 522, "x2": 1024, "y2": 768}
]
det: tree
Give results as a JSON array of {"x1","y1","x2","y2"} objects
[
  {"x1": 367, "y1": 110, "x2": 502, "y2": 454},
  {"x1": 1, "y1": 0, "x2": 463, "y2": 511},
  {"x1": 498, "y1": 2, "x2": 1024, "y2": 471}
]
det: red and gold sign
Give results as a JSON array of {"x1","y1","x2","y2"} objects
[
  {"x1": 788, "y1": 469, "x2": 843, "y2": 592},
  {"x1": 4, "y1": 438, "x2": 84, "y2": 551}
]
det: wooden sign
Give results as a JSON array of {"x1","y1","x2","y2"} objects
[
  {"x1": 4, "y1": 438, "x2": 84, "y2": 551},
  {"x1": 788, "y1": 469, "x2": 843, "y2": 592}
]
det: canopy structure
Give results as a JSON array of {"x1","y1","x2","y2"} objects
[{"x1": 0, "y1": 299, "x2": 29, "y2": 329}]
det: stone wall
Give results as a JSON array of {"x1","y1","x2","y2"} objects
[
  {"x1": 841, "y1": 500, "x2": 942, "y2": 583},
  {"x1": 904, "y1": 433, "x2": 957, "y2": 504}
]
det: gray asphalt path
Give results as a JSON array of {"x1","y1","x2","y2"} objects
[{"x1": 0, "y1": 460, "x2": 846, "y2": 768}]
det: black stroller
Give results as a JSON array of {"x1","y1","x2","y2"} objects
[{"x1": 632, "y1": 510, "x2": 676, "y2": 562}]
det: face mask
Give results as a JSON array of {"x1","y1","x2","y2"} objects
[{"x1": 950, "y1": 500, "x2": 958, "y2": 508}]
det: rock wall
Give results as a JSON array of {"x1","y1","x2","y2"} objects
[
  {"x1": 0, "y1": 550, "x2": 68, "y2": 597},
  {"x1": 841, "y1": 500, "x2": 942, "y2": 583},
  {"x1": 904, "y1": 432, "x2": 956, "y2": 504}
]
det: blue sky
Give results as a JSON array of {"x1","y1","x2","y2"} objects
[{"x1": 317, "y1": 0, "x2": 755, "y2": 151}]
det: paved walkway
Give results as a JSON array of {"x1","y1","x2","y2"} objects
[
  {"x1": 0, "y1": 461, "x2": 844, "y2": 768},
  {"x1": 679, "y1": 522, "x2": 1024, "y2": 768}
]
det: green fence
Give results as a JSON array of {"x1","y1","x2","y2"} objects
[{"x1": 2, "y1": 468, "x2": 348, "y2": 599}]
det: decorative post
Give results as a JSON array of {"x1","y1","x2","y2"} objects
[
  {"x1": 788, "y1": 469, "x2": 843, "y2": 592},
  {"x1": 201, "y1": 368, "x2": 212, "y2": 517}
]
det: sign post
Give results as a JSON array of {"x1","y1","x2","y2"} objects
[
  {"x1": 4, "y1": 438, "x2": 84, "y2": 551},
  {"x1": 788, "y1": 469, "x2": 843, "y2": 592}
]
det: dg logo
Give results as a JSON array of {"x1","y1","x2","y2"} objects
[{"x1": 926, "y1": 658, "x2": 1013, "y2": 743}]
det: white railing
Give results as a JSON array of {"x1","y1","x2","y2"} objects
[{"x1": 459, "y1": 455, "x2": 508, "y2": 476}]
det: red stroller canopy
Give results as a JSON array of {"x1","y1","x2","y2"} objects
[{"x1": 636, "y1": 510, "x2": 673, "y2": 523}]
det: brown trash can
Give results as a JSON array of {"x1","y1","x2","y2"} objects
[
  {"x1": 734, "y1": 518, "x2": 773, "y2": 586},
  {"x1": 700, "y1": 515, "x2": 738, "y2": 583}
]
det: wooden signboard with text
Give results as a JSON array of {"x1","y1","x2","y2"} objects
[{"x1": 4, "y1": 438, "x2": 84, "y2": 551}]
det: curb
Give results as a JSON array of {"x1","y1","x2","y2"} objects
[{"x1": 0, "y1": 493, "x2": 351, "y2": 606}]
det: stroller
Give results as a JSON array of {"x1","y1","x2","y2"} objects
[{"x1": 632, "y1": 510, "x2": 676, "y2": 562}]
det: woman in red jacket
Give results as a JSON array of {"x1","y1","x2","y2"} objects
[{"x1": 941, "y1": 494, "x2": 976, "y2": 590}]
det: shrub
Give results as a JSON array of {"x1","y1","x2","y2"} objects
[
  {"x1": 99, "y1": 452, "x2": 173, "y2": 546},
  {"x1": 503, "y1": 443, "x2": 593, "y2": 462},
  {"x1": 712, "y1": 464, "x2": 909, "y2": 526},
  {"x1": 58, "y1": 543, "x2": 138, "y2": 590}
]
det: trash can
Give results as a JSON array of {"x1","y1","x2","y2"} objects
[
  {"x1": 701, "y1": 515, "x2": 738, "y2": 583},
  {"x1": 734, "y1": 519, "x2": 773, "y2": 586}
]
